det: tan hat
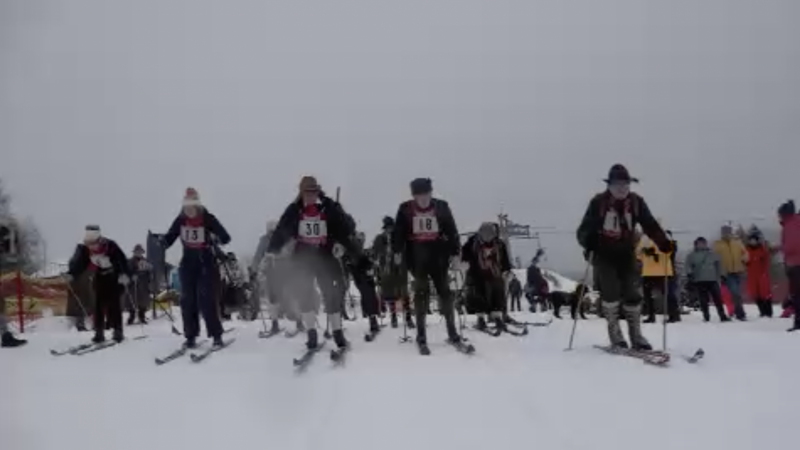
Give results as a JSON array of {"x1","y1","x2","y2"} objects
[{"x1": 298, "y1": 176, "x2": 320, "y2": 192}]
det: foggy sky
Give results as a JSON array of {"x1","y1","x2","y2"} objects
[{"x1": 1, "y1": 0, "x2": 798, "y2": 271}]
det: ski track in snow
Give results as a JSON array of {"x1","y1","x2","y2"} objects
[{"x1": 1, "y1": 306, "x2": 796, "y2": 450}]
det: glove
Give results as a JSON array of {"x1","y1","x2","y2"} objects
[
  {"x1": 583, "y1": 250, "x2": 593, "y2": 262},
  {"x1": 393, "y1": 253, "x2": 402, "y2": 265},
  {"x1": 118, "y1": 274, "x2": 130, "y2": 286},
  {"x1": 656, "y1": 240, "x2": 672, "y2": 254},
  {"x1": 449, "y1": 255, "x2": 460, "y2": 269},
  {"x1": 332, "y1": 243, "x2": 346, "y2": 259}
]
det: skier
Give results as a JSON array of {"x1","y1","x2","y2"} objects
[
  {"x1": 685, "y1": 237, "x2": 729, "y2": 322},
  {"x1": 66, "y1": 225, "x2": 131, "y2": 343},
  {"x1": 343, "y1": 229, "x2": 382, "y2": 335},
  {"x1": 507, "y1": 273, "x2": 523, "y2": 312},
  {"x1": 576, "y1": 164, "x2": 671, "y2": 350},
  {"x1": 372, "y1": 216, "x2": 413, "y2": 328},
  {"x1": 161, "y1": 187, "x2": 231, "y2": 348},
  {"x1": 0, "y1": 283, "x2": 26, "y2": 347},
  {"x1": 777, "y1": 200, "x2": 800, "y2": 332},
  {"x1": 744, "y1": 227, "x2": 773, "y2": 318},
  {"x1": 219, "y1": 252, "x2": 245, "y2": 320},
  {"x1": 391, "y1": 177, "x2": 463, "y2": 354},
  {"x1": 266, "y1": 176, "x2": 360, "y2": 351},
  {"x1": 461, "y1": 222, "x2": 512, "y2": 331},
  {"x1": 127, "y1": 244, "x2": 152, "y2": 325}
]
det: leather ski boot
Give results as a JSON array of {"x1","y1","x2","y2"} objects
[
  {"x1": 138, "y1": 310, "x2": 148, "y2": 324},
  {"x1": 623, "y1": 304, "x2": 652, "y2": 351},
  {"x1": 332, "y1": 329, "x2": 349, "y2": 349},
  {"x1": 212, "y1": 335, "x2": 224, "y2": 348},
  {"x1": 476, "y1": 315, "x2": 488, "y2": 331},
  {"x1": 1, "y1": 332, "x2": 27, "y2": 348},
  {"x1": 127, "y1": 313, "x2": 135, "y2": 326},
  {"x1": 405, "y1": 312, "x2": 416, "y2": 329},
  {"x1": 92, "y1": 332, "x2": 106, "y2": 344},
  {"x1": 269, "y1": 320, "x2": 280, "y2": 334},
  {"x1": 112, "y1": 329, "x2": 125, "y2": 343},
  {"x1": 184, "y1": 337, "x2": 197, "y2": 349},
  {"x1": 603, "y1": 301, "x2": 628, "y2": 348},
  {"x1": 368, "y1": 316, "x2": 380, "y2": 333},
  {"x1": 305, "y1": 328, "x2": 319, "y2": 350}
]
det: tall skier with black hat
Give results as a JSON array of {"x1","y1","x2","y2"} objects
[
  {"x1": 576, "y1": 164, "x2": 671, "y2": 351},
  {"x1": 392, "y1": 178, "x2": 472, "y2": 355}
]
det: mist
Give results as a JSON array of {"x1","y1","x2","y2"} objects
[{"x1": 2, "y1": 0, "x2": 798, "y2": 272}]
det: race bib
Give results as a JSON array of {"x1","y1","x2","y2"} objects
[
  {"x1": 90, "y1": 254, "x2": 112, "y2": 269},
  {"x1": 412, "y1": 215, "x2": 439, "y2": 235},
  {"x1": 298, "y1": 218, "x2": 328, "y2": 242},
  {"x1": 180, "y1": 226, "x2": 206, "y2": 245},
  {"x1": 138, "y1": 260, "x2": 150, "y2": 271}
]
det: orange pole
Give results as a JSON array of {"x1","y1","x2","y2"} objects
[{"x1": 16, "y1": 269, "x2": 24, "y2": 333}]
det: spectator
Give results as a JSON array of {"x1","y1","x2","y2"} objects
[
  {"x1": 507, "y1": 273, "x2": 522, "y2": 312},
  {"x1": 713, "y1": 225, "x2": 748, "y2": 320},
  {"x1": 685, "y1": 237, "x2": 729, "y2": 322},
  {"x1": 778, "y1": 200, "x2": 800, "y2": 332},
  {"x1": 744, "y1": 227, "x2": 773, "y2": 318}
]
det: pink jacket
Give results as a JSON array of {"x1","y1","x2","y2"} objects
[{"x1": 781, "y1": 215, "x2": 800, "y2": 267}]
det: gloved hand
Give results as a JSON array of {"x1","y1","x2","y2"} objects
[
  {"x1": 656, "y1": 240, "x2": 673, "y2": 254},
  {"x1": 449, "y1": 255, "x2": 460, "y2": 269},
  {"x1": 393, "y1": 253, "x2": 403, "y2": 265},
  {"x1": 332, "y1": 243, "x2": 346, "y2": 259},
  {"x1": 118, "y1": 274, "x2": 130, "y2": 286}
]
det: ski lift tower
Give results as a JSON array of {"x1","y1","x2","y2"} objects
[{"x1": 497, "y1": 213, "x2": 553, "y2": 268}]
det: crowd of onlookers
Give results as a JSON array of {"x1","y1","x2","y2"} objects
[{"x1": 519, "y1": 200, "x2": 800, "y2": 332}]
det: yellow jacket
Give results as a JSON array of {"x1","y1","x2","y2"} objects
[
  {"x1": 637, "y1": 239, "x2": 673, "y2": 277},
  {"x1": 712, "y1": 238, "x2": 747, "y2": 275}
]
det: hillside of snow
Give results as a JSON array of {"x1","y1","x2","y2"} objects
[{"x1": 2, "y1": 305, "x2": 797, "y2": 450}]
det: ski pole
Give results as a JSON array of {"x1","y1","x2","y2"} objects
[
  {"x1": 62, "y1": 274, "x2": 91, "y2": 330},
  {"x1": 565, "y1": 253, "x2": 593, "y2": 351}
]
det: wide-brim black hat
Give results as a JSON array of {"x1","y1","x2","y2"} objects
[{"x1": 603, "y1": 164, "x2": 639, "y2": 183}]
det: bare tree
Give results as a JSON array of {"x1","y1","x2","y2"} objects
[{"x1": 0, "y1": 180, "x2": 45, "y2": 274}]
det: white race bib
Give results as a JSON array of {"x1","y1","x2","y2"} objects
[
  {"x1": 181, "y1": 226, "x2": 206, "y2": 244},
  {"x1": 298, "y1": 218, "x2": 328, "y2": 240},
  {"x1": 90, "y1": 254, "x2": 112, "y2": 269},
  {"x1": 412, "y1": 215, "x2": 439, "y2": 235}
]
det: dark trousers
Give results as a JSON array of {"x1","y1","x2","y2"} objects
[
  {"x1": 643, "y1": 276, "x2": 680, "y2": 320},
  {"x1": 509, "y1": 294, "x2": 522, "y2": 312},
  {"x1": 411, "y1": 259, "x2": 456, "y2": 341},
  {"x1": 691, "y1": 281, "x2": 728, "y2": 321},
  {"x1": 352, "y1": 269, "x2": 380, "y2": 318},
  {"x1": 93, "y1": 274, "x2": 123, "y2": 334},
  {"x1": 755, "y1": 299, "x2": 774, "y2": 317},
  {"x1": 788, "y1": 266, "x2": 800, "y2": 327},
  {"x1": 179, "y1": 261, "x2": 223, "y2": 339}
]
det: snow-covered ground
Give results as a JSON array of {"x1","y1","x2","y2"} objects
[{"x1": 1, "y1": 306, "x2": 796, "y2": 450}]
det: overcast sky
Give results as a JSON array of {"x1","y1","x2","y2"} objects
[{"x1": 1, "y1": 0, "x2": 798, "y2": 271}]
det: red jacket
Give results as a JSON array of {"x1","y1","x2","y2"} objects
[
  {"x1": 781, "y1": 215, "x2": 800, "y2": 267},
  {"x1": 745, "y1": 244, "x2": 771, "y2": 300}
]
